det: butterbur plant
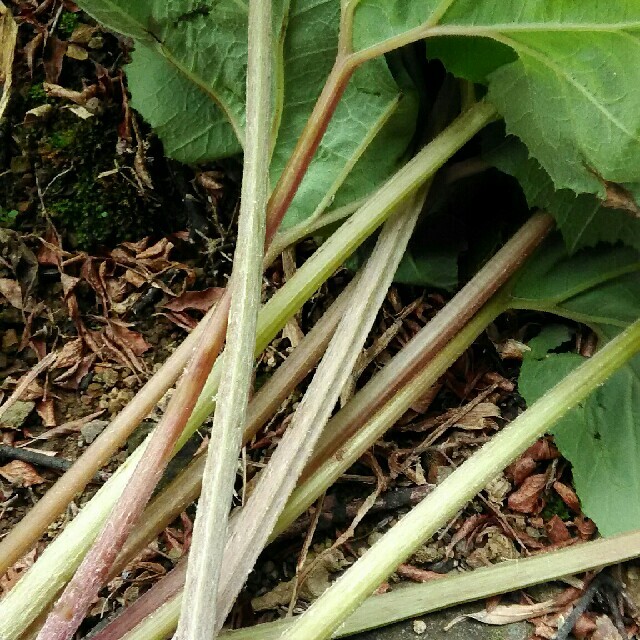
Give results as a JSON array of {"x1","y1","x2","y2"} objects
[{"x1": 1, "y1": 2, "x2": 639, "y2": 640}]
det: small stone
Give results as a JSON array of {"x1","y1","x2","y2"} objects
[
  {"x1": 93, "y1": 368, "x2": 118, "y2": 388},
  {"x1": 80, "y1": 420, "x2": 109, "y2": 444},
  {"x1": 86, "y1": 382, "x2": 103, "y2": 398},
  {"x1": 367, "y1": 532, "x2": 385, "y2": 546},
  {"x1": 0, "y1": 400, "x2": 35, "y2": 429},
  {"x1": 485, "y1": 473, "x2": 512, "y2": 505},
  {"x1": 65, "y1": 43, "x2": 88, "y2": 60},
  {"x1": 411, "y1": 542, "x2": 444, "y2": 565},
  {"x1": 87, "y1": 35, "x2": 104, "y2": 49},
  {"x1": 413, "y1": 620, "x2": 427, "y2": 635},
  {"x1": 122, "y1": 374, "x2": 138, "y2": 389}
]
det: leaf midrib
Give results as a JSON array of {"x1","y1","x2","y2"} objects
[{"x1": 356, "y1": 13, "x2": 640, "y2": 60}]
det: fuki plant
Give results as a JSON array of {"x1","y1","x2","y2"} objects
[{"x1": 0, "y1": 2, "x2": 639, "y2": 640}]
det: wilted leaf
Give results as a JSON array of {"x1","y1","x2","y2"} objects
[
  {"x1": 446, "y1": 598, "x2": 563, "y2": 628},
  {"x1": 0, "y1": 549, "x2": 36, "y2": 596},
  {"x1": 163, "y1": 288, "x2": 224, "y2": 313},
  {"x1": 593, "y1": 615, "x2": 624, "y2": 640},
  {"x1": 507, "y1": 473, "x2": 546, "y2": 514},
  {"x1": 35, "y1": 398, "x2": 56, "y2": 428},
  {"x1": 0, "y1": 1, "x2": 17, "y2": 121},
  {"x1": 52, "y1": 338, "x2": 84, "y2": 369},
  {"x1": 553, "y1": 481, "x2": 580, "y2": 513},
  {"x1": 0, "y1": 460, "x2": 45, "y2": 487},
  {"x1": 0, "y1": 278, "x2": 23, "y2": 309},
  {"x1": 454, "y1": 403, "x2": 501, "y2": 430},
  {"x1": 546, "y1": 515, "x2": 570, "y2": 544}
]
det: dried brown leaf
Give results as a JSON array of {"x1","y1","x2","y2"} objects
[
  {"x1": 0, "y1": 278, "x2": 22, "y2": 309},
  {"x1": 163, "y1": 288, "x2": 224, "y2": 313},
  {"x1": 508, "y1": 473, "x2": 546, "y2": 513},
  {"x1": 26, "y1": 409, "x2": 104, "y2": 442},
  {"x1": 36, "y1": 398, "x2": 56, "y2": 427},
  {"x1": 43, "y1": 36, "x2": 66, "y2": 83},
  {"x1": 574, "y1": 515, "x2": 597, "y2": 540},
  {"x1": 526, "y1": 439, "x2": 560, "y2": 462},
  {"x1": 446, "y1": 598, "x2": 563, "y2": 628},
  {"x1": 553, "y1": 481, "x2": 581, "y2": 513},
  {"x1": 592, "y1": 615, "x2": 624, "y2": 640},
  {"x1": 506, "y1": 455, "x2": 538, "y2": 486},
  {"x1": 545, "y1": 515, "x2": 571, "y2": 544},
  {"x1": 54, "y1": 353, "x2": 95, "y2": 389},
  {"x1": 0, "y1": 549, "x2": 36, "y2": 596},
  {"x1": 0, "y1": 1, "x2": 17, "y2": 121},
  {"x1": 454, "y1": 402, "x2": 501, "y2": 430},
  {"x1": 53, "y1": 337, "x2": 83, "y2": 369},
  {"x1": 0, "y1": 460, "x2": 45, "y2": 486},
  {"x1": 395, "y1": 564, "x2": 445, "y2": 583},
  {"x1": 108, "y1": 321, "x2": 151, "y2": 357}
]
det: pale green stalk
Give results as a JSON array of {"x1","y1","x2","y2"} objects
[
  {"x1": 223, "y1": 529, "x2": 640, "y2": 639},
  {"x1": 212, "y1": 188, "x2": 428, "y2": 634},
  {"x1": 264, "y1": 199, "x2": 364, "y2": 267},
  {"x1": 275, "y1": 299, "x2": 504, "y2": 537},
  {"x1": 0, "y1": 103, "x2": 495, "y2": 639},
  {"x1": 102, "y1": 299, "x2": 503, "y2": 640},
  {"x1": 176, "y1": 2, "x2": 272, "y2": 638},
  {"x1": 282, "y1": 317, "x2": 640, "y2": 640}
]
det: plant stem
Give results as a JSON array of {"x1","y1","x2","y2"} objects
[
  {"x1": 222, "y1": 529, "x2": 640, "y2": 640},
  {"x1": 302, "y1": 211, "x2": 553, "y2": 482},
  {"x1": 212, "y1": 188, "x2": 428, "y2": 634},
  {"x1": 265, "y1": 56, "x2": 356, "y2": 245},
  {"x1": 107, "y1": 211, "x2": 551, "y2": 586},
  {"x1": 108, "y1": 275, "x2": 360, "y2": 582},
  {"x1": 90, "y1": 298, "x2": 504, "y2": 640},
  {"x1": 0, "y1": 103, "x2": 495, "y2": 640},
  {"x1": 176, "y1": 3, "x2": 272, "y2": 636},
  {"x1": 281, "y1": 317, "x2": 640, "y2": 640},
  {"x1": 264, "y1": 199, "x2": 365, "y2": 267},
  {"x1": 35, "y1": 300, "x2": 231, "y2": 640}
]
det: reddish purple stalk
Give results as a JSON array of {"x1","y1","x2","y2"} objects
[
  {"x1": 33, "y1": 48, "x2": 357, "y2": 640},
  {"x1": 36, "y1": 293, "x2": 230, "y2": 640}
]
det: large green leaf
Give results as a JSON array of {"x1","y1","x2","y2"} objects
[
  {"x1": 426, "y1": 36, "x2": 516, "y2": 84},
  {"x1": 510, "y1": 239, "x2": 640, "y2": 534},
  {"x1": 519, "y1": 327, "x2": 640, "y2": 536},
  {"x1": 352, "y1": 1, "x2": 640, "y2": 200},
  {"x1": 508, "y1": 235, "x2": 640, "y2": 320},
  {"x1": 272, "y1": 1, "x2": 417, "y2": 229},
  {"x1": 487, "y1": 136, "x2": 640, "y2": 253},
  {"x1": 78, "y1": 0, "x2": 417, "y2": 228}
]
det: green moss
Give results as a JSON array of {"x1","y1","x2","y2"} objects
[
  {"x1": 57, "y1": 11, "x2": 79, "y2": 38},
  {"x1": 0, "y1": 207, "x2": 19, "y2": 229},
  {"x1": 27, "y1": 83, "x2": 47, "y2": 105},
  {"x1": 541, "y1": 492, "x2": 571, "y2": 521},
  {"x1": 48, "y1": 166, "x2": 145, "y2": 248},
  {"x1": 49, "y1": 128, "x2": 76, "y2": 150},
  {"x1": 36, "y1": 110, "x2": 151, "y2": 249}
]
